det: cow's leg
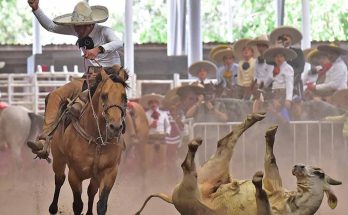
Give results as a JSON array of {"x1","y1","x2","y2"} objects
[
  {"x1": 263, "y1": 125, "x2": 283, "y2": 192},
  {"x1": 68, "y1": 169, "x2": 83, "y2": 215},
  {"x1": 252, "y1": 171, "x2": 272, "y2": 215},
  {"x1": 97, "y1": 167, "x2": 118, "y2": 215},
  {"x1": 86, "y1": 178, "x2": 99, "y2": 215},
  {"x1": 198, "y1": 113, "x2": 265, "y2": 196},
  {"x1": 49, "y1": 151, "x2": 66, "y2": 214}
]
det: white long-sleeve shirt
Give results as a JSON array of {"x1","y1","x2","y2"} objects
[
  {"x1": 33, "y1": 8, "x2": 123, "y2": 67},
  {"x1": 316, "y1": 57, "x2": 348, "y2": 92},
  {"x1": 145, "y1": 109, "x2": 171, "y2": 135},
  {"x1": 254, "y1": 58, "x2": 274, "y2": 87},
  {"x1": 272, "y1": 61, "x2": 294, "y2": 101}
]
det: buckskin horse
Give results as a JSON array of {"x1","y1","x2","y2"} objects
[{"x1": 48, "y1": 68, "x2": 129, "y2": 215}]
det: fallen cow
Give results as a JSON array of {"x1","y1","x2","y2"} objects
[{"x1": 136, "y1": 113, "x2": 342, "y2": 215}]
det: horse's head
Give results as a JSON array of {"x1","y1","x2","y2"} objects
[{"x1": 94, "y1": 67, "x2": 129, "y2": 140}]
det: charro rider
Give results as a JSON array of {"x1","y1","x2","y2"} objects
[{"x1": 27, "y1": 0, "x2": 137, "y2": 159}]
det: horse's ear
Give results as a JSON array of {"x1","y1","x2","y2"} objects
[
  {"x1": 101, "y1": 69, "x2": 109, "y2": 80},
  {"x1": 118, "y1": 67, "x2": 129, "y2": 82}
]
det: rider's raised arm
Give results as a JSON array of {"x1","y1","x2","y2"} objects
[
  {"x1": 100, "y1": 26, "x2": 124, "y2": 52},
  {"x1": 33, "y1": 8, "x2": 75, "y2": 36}
]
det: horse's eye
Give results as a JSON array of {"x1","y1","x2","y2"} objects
[{"x1": 101, "y1": 93, "x2": 108, "y2": 101}]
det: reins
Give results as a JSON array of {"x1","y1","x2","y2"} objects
[{"x1": 84, "y1": 58, "x2": 107, "y2": 145}]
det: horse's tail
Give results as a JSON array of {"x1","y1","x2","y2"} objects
[{"x1": 135, "y1": 193, "x2": 173, "y2": 215}]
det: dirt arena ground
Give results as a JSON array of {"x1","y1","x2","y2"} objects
[{"x1": 1, "y1": 126, "x2": 347, "y2": 215}]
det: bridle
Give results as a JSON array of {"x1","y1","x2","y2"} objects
[{"x1": 84, "y1": 64, "x2": 127, "y2": 145}]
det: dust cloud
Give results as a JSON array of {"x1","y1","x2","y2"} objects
[{"x1": 0, "y1": 119, "x2": 347, "y2": 215}]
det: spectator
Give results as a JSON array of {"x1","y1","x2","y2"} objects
[
  {"x1": 247, "y1": 35, "x2": 274, "y2": 112},
  {"x1": 270, "y1": 26, "x2": 305, "y2": 100},
  {"x1": 306, "y1": 44, "x2": 348, "y2": 100},
  {"x1": 234, "y1": 39, "x2": 256, "y2": 100},
  {"x1": 185, "y1": 83, "x2": 228, "y2": 163},
  {"x1": 212, "y1": 47, "x2": 239, "y2": 98},
  {"x1": 139, "y1": 93, "x2": 171, "y2": 169},
  {"x1": 263, "y1": 46, "x2": 297, "y2": 123},
  {"x1": 188, "y1": 60, "x2": 217, "y2": 84}
]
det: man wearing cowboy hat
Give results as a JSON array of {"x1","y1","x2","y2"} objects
[
  {"x1": 140, "y1": 93, "x2": 171, "y2": 169},
  {"x1": 26, "y1": 1, "x2": 131, "y2": 159},
  {"x1": 270, "y1": 26, "x2": 305, "y2": 100},
  {"x1": 211, "y1": 47, "x2": 239, "y2": 97},
  {"x1": 263, "y1": 46, "x2": 297, "y2": 122},
  {"x1": 247, "y1": 35, "x2": 274, "y2": 112},
  {"x1": 234, "y1": 38, "x2": 256, "y2": 100},
  {"x1": 306, "y1": 44, "x2": 348, "y2": 98},
  {"x1": 188, "y1": 60, "x2": 217, "y2": 85}
]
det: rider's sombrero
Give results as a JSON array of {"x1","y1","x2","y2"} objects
[
  {"x1": 331, "y1": 89, "x2": 348, "y2": 110},
  {"x1": 209, "y1": 45, "x2": 231, "y2": 60},
  {"x1": 270, "y1": 26, "x2": 303, "y2": 45},
  {"x1": 211, "y1": 47, "x2": 235, "y2": 64},
  {"x1": 233, "y1": 38, "x2": 258, "y2": 61},
  {"x1": 53, "y1": 1, "x2": 108, "y2": 26},
  {"x1": 247, "y1": 35, "x2": 271, "y2": 47},
  {"x1": 263, "y1": 46, "x2": 297, "y2": 62},
  {"x1": 317, "y1": 43, "x2": 348, "y2": 56},
  {"x1": 139, "y1": 93, "x2": 164, "y2": 109},
  {"x1": 188, "y1": 60, "x2": 217, "y2": 79}
]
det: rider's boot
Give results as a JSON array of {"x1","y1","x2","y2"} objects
[{"x1": 69, "y1": 90, "x2": 89, "y2": 118}]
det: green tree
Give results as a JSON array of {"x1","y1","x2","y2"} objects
[{"x1": 0, "y1": 0, "x2": 32, "y2": 44}]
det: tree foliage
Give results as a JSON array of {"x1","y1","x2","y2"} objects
[
  {"x1": 0, "y1": 0, "x2": 347, "y2": 44},
  {"x1": 0, "y1": 0, "x2": 32, "y2": 44}
]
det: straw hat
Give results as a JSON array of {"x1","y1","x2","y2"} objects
[
  {"x1": 188, "y1": 60, "x2": 217, "y2": 79},
  {"x1": 270, "y1": 26, "x2": 303, "y2": 44},
  {"x1": 304, "y1": 48, "x2": 326, "y2": 64},
  {"x1": 139, "y1": 93, "x2": 164, "y2": 109},
  {"x1": 211, "y1": 47, "x2": 235, "y2": 64},
  {"x1": 331, "y1": 89, "x2": 348, "y2": 110},
  {"x1": 247, "y1": 35, "x2": 271, "y2": 47},
  {"x1": 233, "y1": 38, "x2": 258, "y2": 61},
  {"x1": 209, "y1": 45, "x2": 231, "y2": 60},
  {"x1": 53, "y1": 1, "x2": 108, "y2": 26},
  {"x1": 317, "y1": 43, "x2": 348, "y2": 56},
  {"x1": 176, "y1": 82, "x2": 205, "y2": 98},
  {"x1": 263, "y1": 46, "x2": 297, "y2": 62}
]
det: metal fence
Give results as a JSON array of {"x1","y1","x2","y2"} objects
[
  {"x1": 190, "y1": 120, "x2": 347, "y2": 178},
  {"x1": 0, "y1": 72, "x2": 217, "y2": 113}
]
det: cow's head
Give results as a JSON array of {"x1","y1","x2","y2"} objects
[{"x1": 292, "y1": 164, "x2": 342, "y2": 209}]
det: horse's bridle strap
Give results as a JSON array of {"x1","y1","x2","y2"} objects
[{"x1": 72, "y1": 120, "x2": 96, "y2": 144}]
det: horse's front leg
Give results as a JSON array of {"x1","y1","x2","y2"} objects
[
  {"x1": 97, "y1": 167, "x2": 118, "y2": 215},
  {"x1": 49, "y1": 149, "x2": 67, "y2": 214},
  {"x1": 86, "y1": 178, "x2": 99, "y2": 215},
  {"x1": 68, "y1": 169, "x2": 84, "y2": 215}
]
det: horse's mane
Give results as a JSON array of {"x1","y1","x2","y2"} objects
[{"x1": 109, "y1": 74, "x2": 129, "y2": 89}]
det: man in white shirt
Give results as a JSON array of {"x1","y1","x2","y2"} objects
[
  {"x1": 140, "y1": 94, "x2": 171, "y2": 169},
  {"x1": 264, "y1": 46, "x2": 297, "y2": 122},
  {"x1": 247, "y1": 35, "x2": 274, "y2": 112},
  {"x1": 26, "y1": 1, "x2": 129, "y2": 159},
  {"x1": 307, "y1": 44, "x2": 348, "y2": 98}
]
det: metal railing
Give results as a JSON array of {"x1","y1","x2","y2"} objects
[
  {"x1": 0, "y1": 72, "x2": 217, "y2": 112},
  {"x1": 190, "y1": 120, "x2": 346, "y2": 178}
]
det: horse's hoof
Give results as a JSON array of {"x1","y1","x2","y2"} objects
[{"x1": 49, "y1": 204, "x2": 58, "y2": 214}]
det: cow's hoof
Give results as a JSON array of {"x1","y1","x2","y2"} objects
[
  {"x1": 252, "y1": 171, "x2": 264, "y2": 189},
  {"x1": 188, "y1": 138, "x2": 202, "y2": 152},
  {"x1": 266, "y1": 125, "x2": 278, "y2": 137}
]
